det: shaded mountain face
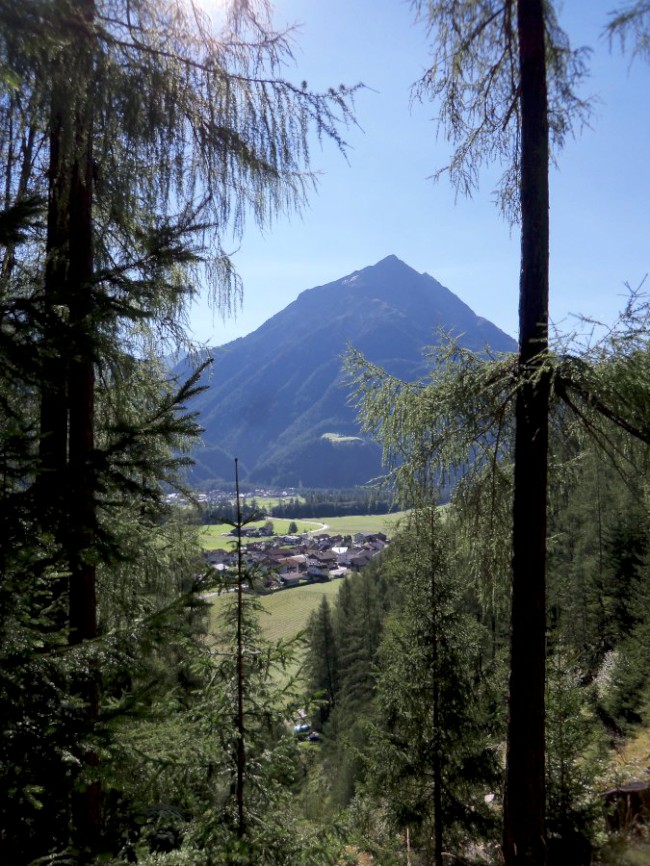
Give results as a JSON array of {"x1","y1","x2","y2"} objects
[{"x1": 183, "y1": 255, "x2": 516, "y2": 488}]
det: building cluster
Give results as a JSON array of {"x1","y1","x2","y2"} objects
[{"x1": 204, "y1": 531, "x2": 388, "y2": 590}]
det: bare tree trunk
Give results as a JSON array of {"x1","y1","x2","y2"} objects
[
  {"x1": 235, "y1": 457, "x2": 246, "y2": 838},
  {"x1": 503, "y1": 1, "x2": 550, "y2": 865},
  {"x1": 41, "y1": 0, "x2": 100, "y2": 855},
  {"x1": 41, "y1": 99, "x2": 70, "y2": 532},
  {"x1": 429, "y1": 507, "x2": 443, "y2": 866},
  {"x1": 66, "y1": 72, "x2": 100, "y2": 858}
]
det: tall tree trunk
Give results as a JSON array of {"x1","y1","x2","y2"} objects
[
  {"x1": 67, "y1": 68, "x2": 100, "y2": 858},
  {"x1": 66, "y1": 31, "x2": 96, "y2": 646},
  {"x1": 235, "y1": 458, "x2": 246, "y2": 838},
  {"x1": 503, "y1": 2, "x2": 550, "y2": 865},
  {"x1": 41, "y1": 0, "x2": 100, "y2": 855},
  {"x1": 41, "y1": 97, "x2": 70, "y2": 533},
  {"x1": 430, "y1": 512, "x2": 443, "y2": 866}
]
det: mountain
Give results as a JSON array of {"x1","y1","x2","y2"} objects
[{"x1": 182, "y1": 255, "x2": 516, "y2": 488}]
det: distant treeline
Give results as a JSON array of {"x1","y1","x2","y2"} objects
[
  {"x1": 202, "y1": 502, "x2": 268, "y2": 524},
  {"x1": 201, "y1": 489, "x2": 402, "y2": 524},
  {"x1": 270, "y1": 490, "x2": 400, "y2": 518}
]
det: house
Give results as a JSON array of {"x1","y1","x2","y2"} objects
[
  {"x1": 603, "y1": 781, "x2": 650, "y2": 831},
  {"x1": 205, "y1": 548, "x2": 229, "y2": 566},
  {"x1": 331, "y1": 546, "x2": 348, "y2": 560},
  {"x1": 353, "y1": 531, "x2": 387, "y2": 544},
  {"x1": 285, "y1": 554, "x2": 308, "y2": 572},
  {"x1": 279, "y1": 573, "x2": 303, "y2": 587},
  {"x1": 308, "y1": 550, "x2": 337, "y2": 568},
  {"x1": 349, "y1": 551, "x2": 374, "y2": 571},
  {"x1": 202, "y1": 526, "x2": 389, "y2": 593},
  {"x1": 307, "y1": 564, "x2": 330, "y2": 581}
]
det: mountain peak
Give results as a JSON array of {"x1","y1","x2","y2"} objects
[
  {"x1": 186, "y1": 258, "x2": 516, "y2": 487},
  {"x1": 334, "y1": 256, "x2": 410, "y2": 289},
  {"x1": 369, "y1": 254, "x2": 413, "y2": 272}
]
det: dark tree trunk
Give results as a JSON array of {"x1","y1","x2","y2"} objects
[
  {"x1": 503, "y1": 1, "x2": 550, "y2": 865},
  {"x1": 41, "y1": 0, "x2": 100, "y2": 856},
  {"x1": 66, "y1": 69, "x2": 96, "y2": 649},
  {"x1": 425, "y1": 507, "x2": 443, "y2": 866},
  {"x1": 41, "y1": 101, "x2": 71, "y2": 532},
  {"x1": 67, "y1": 84, "x2": 100, "y2": 859},
  {"x1": 431, "y1": 598, "x2": 443, "y2": 863},
  {"x1": 235, "y1": 458, "x2": 246, "y2": 838}
]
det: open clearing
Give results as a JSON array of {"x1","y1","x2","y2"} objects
[
  {"x1": 253, "y1": 581, "x2": 345, "y2": 642},
  {"x1": 208, "y1": 578, "x2": 347, "y2": 644},
  {"x1": 199, "y1": 518, "x2": 324, "y2": 549},
  {"x1": 199, "y1": 512, "x2": 407, "y2": 550},
  {"x1": 310, "y1": 512, "x2": 406, "y2": 535},
  {"x1": 203, "y1": 511, "x2": 407, "y2": 670}
]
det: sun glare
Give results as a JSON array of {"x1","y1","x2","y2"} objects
[
  {"x1": 175, "y1": 0, "x2": 232, "y2": 29},
  {"x1": 185, "y1": 0, "x2": 234, "y2": 16},
  {"x1": 179, "y1": 0, "x2": 278, "y2": 33}
]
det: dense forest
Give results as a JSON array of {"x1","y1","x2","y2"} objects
[
  {"x1": 300, "y1": 389, "x2": 650, "y2": 865},
  {"x1": 201, "y1": 489, "x2": 400, "y2": 524},
  {"x1": 3, "y1": 1, "x2": 650, "y2": 865}
]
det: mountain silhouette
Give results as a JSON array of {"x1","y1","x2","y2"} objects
[{"x1": 183, "y1": 255, "x2": 516, "y2": 488}]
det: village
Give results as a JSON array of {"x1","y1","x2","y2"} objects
[{"x1": 204, "y1": 529, "x2": 389, "y2": 591}]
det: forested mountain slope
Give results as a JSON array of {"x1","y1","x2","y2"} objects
[{"x1": 183, "y1": 255, "x2": 516, "y2": 487}]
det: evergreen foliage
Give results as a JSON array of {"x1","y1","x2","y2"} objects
[
  {"x1": 545, "y1": 648, "x2": 605, "y2": 864},
  {"x1": 322, "y1": 569, "x2": 389, "y2": 808},
  {"x1": 0, "y1": 0, "x2": 354, "y2": 861},
  {"x1": 366, "y1": 510, "x2": 502, "y2": 866},
  {"x1": 306, "y1": 596, "x2": 339, "y2": 728},
  {"x1": 3, "y1": 2, "x2": 650, "y2": 863},
  {"x1": 346, "y1": 327, "x2": 650, "y2": 863}
]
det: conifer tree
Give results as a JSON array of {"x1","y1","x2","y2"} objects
[
  {"x1": 352, "y1": 3, "x2": 589, "y2": 861},
  {"x1": 306, "y1": 595, "x2": 339, "y2": 728},
  {"x1": 0, "y1": 1, "x2": 354, "y2": 860},
  {"x1": 368, "y1": 510, "x2": 500, "y2": 866},
  {"x1": 544, "y1": 648, "x2": 604, "y2": 863},
  {"x1": 172, "y1": 462, "x2": 333, "y2": 864}
]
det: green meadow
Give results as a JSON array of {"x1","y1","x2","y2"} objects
[
  {"x1": 199, "y1": 518, "x2": 326, "y2": 549},
  {"x1": 199, "y1": 511, "x2": 408, "y2": 550},
  {"x1": 203, "y1": 510, "x2": 407, "y2": 664},
  {"x1": 310, "y1": 512, "x2": 406, "y2": 535},
  {"x1": 208, "y1": 579, "x2": 346, "y2": 644}
]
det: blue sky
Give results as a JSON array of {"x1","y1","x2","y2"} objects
[{"x1": 190, "y1": 0, "x2": 650, "y2": 347}]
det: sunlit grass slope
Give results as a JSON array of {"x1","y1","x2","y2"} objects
[{"x1": 199, "y1": 512, "x2": 408, "y2": 549}]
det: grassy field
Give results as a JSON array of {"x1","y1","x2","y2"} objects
[
  {"x1": 199, "y1": 512, "x2": 408, "y2": 550},
  {"x1": 209, "y1": 579, "x2": 346, "y2": 644},
  {"x1": 311, "y1": 512, "x2": 407, "y2": 535},
  {"x1": 199, "y1": 519, "x2": 324, "y2": 549},
  {"x1": 208, "y1": 578, "x2": 354, "y2": 687},
  {"x1": 598, "y1": 840, "x2": 650, "y2": 866}
]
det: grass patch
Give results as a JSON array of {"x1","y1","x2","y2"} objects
[
  {"x1": 209, "y1": 579, "x2": 346, "y2": 644},
  {"x1": 312, "y1": 512, "x2": 407, "y2": 536},
  {"x1": 598, "y1": 838, "x2": 650, "y2": 866},
  {"x1": 199, "y1": 519, "x2": 324, "y2": 550},
  {"x1": 257, "y1": 581, "x2": 346, "y2": 642},
  {"x1": 199, "y1": 513, "x2": 407, "y2": 549},
  {"x1": 208, "y1": 579, "x2": 354, "y2": 686}
]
